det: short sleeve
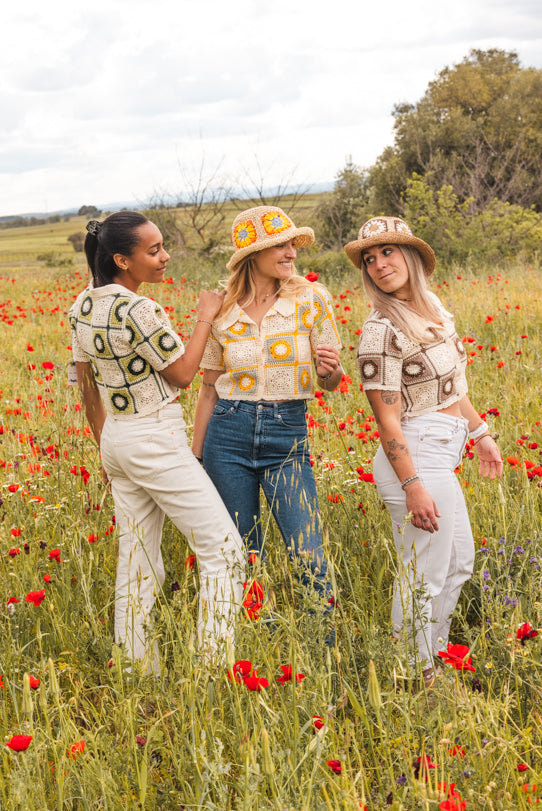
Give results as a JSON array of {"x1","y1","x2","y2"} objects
[
  {"x1": 200, "y1": 332, "x2": 225, "y2": 370},
  {"x1": 357, "y1": 319, "x2": 403, "y2": 391},
  {"x1": 124, "y1": 298, "x2": 184, "y2": 371},
  {"x1": 309, "y1": 284, "x2": 342, "y2": 354},
  {"x1": 68, "y1": 307, "x2": 89, "y2": 363}
]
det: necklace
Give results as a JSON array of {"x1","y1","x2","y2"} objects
[{"x1": 255, "y1": 290, "x2": 278, "y2": 305}]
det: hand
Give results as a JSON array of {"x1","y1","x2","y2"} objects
[
  {"x1": 474, "y1": 435, "x2": 503, "y2": 479},
  {"x1": 100, "y1": 464, "x2": 109, "y2": 486},
  {"x1": 315, "y1": 344, "x2": 341, "y2": 379},
  {"x1": 197, "y1": 289, "x2": 226, "y2": 322},
  {"x1": 405, "y1": 481, "x2": 441, "y2": 533}
]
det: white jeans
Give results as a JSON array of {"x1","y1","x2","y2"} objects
[
  {"x1": 373, "y1": 412, "x2": 474, "y2": 669},
  {"x1": 100, "y1": 402, "x2": 245, "y2": 673}
]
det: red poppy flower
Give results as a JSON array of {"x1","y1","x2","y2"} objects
[
  {"x1": 413, "y1": 755, "x2": 437, "y2": 779},
  {"x1": 276, "y1": 665, "x2": 305, "y2": 684},
  {"x1": 5, "y1": 734, "x2": 33, "y2": 751},
  {"x1": 327, "y1": 759, "x2": 342, "y2": 774},
  {"x1": 49, "y1": 548, "x2": 61, "y2": 562},
  {"x1": 42, "y1": 361, "x2": 54, "y2": 370},
  {"x1": 0, "y1": 675, "x2": 4, "y2": 689},
  {"x1": 28, "y1": 675, "x2": 40, "y2": 690},
  {"x1": 448, "y1": 744, "x2": 466, "y2": 758},
  {"x1": 227, "y1": 660, "x2": 252, "y2": 683},
  {"x1": 243, "y1": 671, "x2": 269, "y2": 691},
  {"x1": 7, "y1": 597, "x2": 19, "y2": 605},
  {"x1": 518, "y1": 763, "x2": 529, "y2": 772},
  {"x1": 7, "y1": 484, "x2": 20, "y2": 493},
  {"x1": 184, "y1": 554, "x2": 196, "y2": 569},
  {"x1": 312, "y1": 715, "x2": 324, "y2": 730},
  {"x1": 305, "y1": 272, "x2": 319, "y2": 282},
  {"x1": 25, "y1": 590, "x2": 45, "y2": 607},
  {"x1": 10, "y1": 528, "x2": 21, "y2": 537},
  {"x1": 437, "y1": 643, "x2": 475, "y2": 672},
  {"x1": 8, "y1": 548, "x2": 20, "y2": 558},
  {"x1": 43, "y1": 574, "x2": 51, "y2": 583},
  {"x1": 243, "y1": 580, "x2": 264, "y2": 620},
  {"x1": 517, "y1": 622, "x2": 538, "y2": 644},
  {"x1": 439, "y1": 797, "x2": 466, "y2": 811},
  {"x1": 67, "y1": 740, "x2": 85, "y2": 759},
  {"x1": 87, "y1": 533, "x2": 99, "y2": 543}
]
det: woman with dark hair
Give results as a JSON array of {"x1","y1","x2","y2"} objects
[
  {"x1": 192, "y1": 206, "x2": 342, "y2": 626},
  {"x1": 345, "y1": 217, "x2": 502, "y2": 688},
  {"x1": 69, "y1": 211, "x2": 245, "y2": 674}
]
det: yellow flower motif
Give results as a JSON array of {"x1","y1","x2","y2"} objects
[
  {"x1": 233, "y1": 220, "x2": 257, "y2": 248},
  {"x1": 261, "y1": 211, "x2": 290, "y2": 235},
  {"x1": 301, "y1": 301, "x2": 322, "y2": 329},
  {"x1": 299, "y1": 369, "x2": 310, "y2": 388},
  {"x1": 270, "y1": 340, "x2": 292, "y2": 360},
  {"x1": 238, "y1": 374, "x2": 255, "y2": 391},
  {"x1": 229, "y1": 321, "x2": 248, "y2": 336}
]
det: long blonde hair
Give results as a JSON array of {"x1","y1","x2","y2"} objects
[
  {"x1": 362, "y1": 246, "x2": 444, "y2": 343},
  {"x1": 219, "y1": 254, "x2": 314, "y2": 321}
]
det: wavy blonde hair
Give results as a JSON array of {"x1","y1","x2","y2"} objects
[
  {"x1": 218, "y1": 254, "x2": 314, "y2": 321},
  {"x1": 361, "y1": 246, "x2": 444, "y2": 343}
]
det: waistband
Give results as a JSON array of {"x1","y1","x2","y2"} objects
[
  {"x1": 217, "y1": 398, "x2": 306, "y2": 415},
  {"x1": 107, "y1": 400, "x2": 183, "y2": 422},
  {"x1": 402, "y1": 412, "x2": 468, "y2": 431}
]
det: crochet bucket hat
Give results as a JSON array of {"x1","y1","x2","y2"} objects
[
  {"x1": 344, "y1": 216, "x2": 436, "y2": 276},
  {"x1": 226, "y1": 206, "x2": 315, "y2": 271}
]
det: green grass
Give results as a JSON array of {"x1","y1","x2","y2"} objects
[{"x1": 0, "y1": 226, "x2": 540, "y2": 809}]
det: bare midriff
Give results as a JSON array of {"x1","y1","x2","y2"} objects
[{"x1": 437, "y1": 402, "x2": 463, "y2": 418}]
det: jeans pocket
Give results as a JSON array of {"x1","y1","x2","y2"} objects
[{"x1": 212, "y1": 403, "x2": 232, "y2": 417}]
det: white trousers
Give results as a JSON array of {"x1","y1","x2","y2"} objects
[
  {"x1": 373, "y1": 412, "x2": 474, "y2": 669},
  {"x1": 100, "y1": 402, "x2": 245, "y2": 673}
]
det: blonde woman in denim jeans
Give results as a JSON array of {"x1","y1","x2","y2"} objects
[
  {"x1": 69, "y1": 211, "x2": 245, "y2": 674},
  {"x1": 345, "y1": 217, "x2": 503, "y2": 688},
  {"x1": 192, "y1": 207, "x2": 342, "y2": 629}
]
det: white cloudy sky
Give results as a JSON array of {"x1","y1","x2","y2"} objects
[{"x1": 1, "y1": 0, "x2": 541, "y2": 216}]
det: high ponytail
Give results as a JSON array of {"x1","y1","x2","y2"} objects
[{"x1": 84, "y1": 211, "x2": 149, "y2": 287}]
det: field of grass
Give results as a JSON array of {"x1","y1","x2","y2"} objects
[{"x1": 0, "y1": 219, "x2": 541, "y2": 809}]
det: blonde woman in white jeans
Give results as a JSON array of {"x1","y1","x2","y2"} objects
[
  {"x1": 69, "y1": 211, "x2": 245, "y2": 675},
  {"x1": 345, "y1": 217, "x2": 503, "y2": 689}
]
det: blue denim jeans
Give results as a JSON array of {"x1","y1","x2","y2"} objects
[{"x1": 203, "y1": 399, "x2": 331, "y2": 598}]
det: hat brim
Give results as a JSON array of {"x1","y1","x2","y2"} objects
[
  {"x1": 344, "y1": 233, "x2": 436, "y2": 276},
  {"x1": 226, "y1": 226, "x2": 315, "y2": 271}
]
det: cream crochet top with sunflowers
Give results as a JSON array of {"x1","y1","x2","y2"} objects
[{"x1": 201, "y1": 284, "x2": 341, "y2": 401}]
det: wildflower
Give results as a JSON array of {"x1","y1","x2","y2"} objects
[
  {"x1": 8, "y1": 548, "x2": 20, "y2": 558},
  {"x1": 28, "y1": 675, "x2": 40, "y2": 690},
  {"x1": 7, "y1": 484, "x2": 19, "y2": 493},
  {"x1": 25, "y1": 590, "x2": 45, "y2": 607},
  {"x1": 312, "y1": 715, "x2": 324, "y2": 730},
  {"x1": 43, "y1": 574, "x2": 51, "y2": 583},
  {"x1": 67, "y1": 740, "x2": 85, "y2": 759},
  {"x1": 327, "y1": 493, "x2": 344, "y2": 503},
  {"x1": 49, "y1": 548, "x2": 61, "y2": 562},
  {"x1": 276, "y1": 665, "x2": 305, "y2": 684},
  {"x1": 0, "y1": 676, "x2": 4, "y2": 689},
  {"x1": 305, "y1": 272, "x2": 319, "y2": 282},
  {"x1": 5, "y1": 735, "x2": 33, "y2": 751},
  {"x1": 448, "y1": 744, "x2": 466, "y2": 758},
  {"x1": 10, "y1": 528, "x2": 21, "y2": 537},
  {"x1": 184, "y1": 554, "x2": 196, "y2": 569},
  {"x1": 88, "y1": 533, "x2": 99, "y2": 543},
  {"x1": 244, "y1": 671, "x2": 269, "y2": 691},
  {"x1": 518, "y1": 763, "x2": 529, "y2": 772},
  {"x1": 413, "y1": 755, "x2": 437, "y2": 780},
  {"x1": 243, "y1": 580, "x2": 264, "y2": 620},
  {"x1": 517, "y1": 622, "x2": 538, "y2": 645},
  {"x1": 227, "y1": 660, "x2": 252, "y2": 684},
  {"x1": 7, "y1": 597, "x2": 19, "y2": 605},
  {"x1": 437, "y1": 643, "x2": 475, "y2": 672},
  {"x1": 136, "y1": 736, "x2": 146, "y2": 747},
  {"x1": 439, "y1": 797, "x2": 467, "y2": 811},
  {"x1": 327, "y1": 759, "x2": 342, "y2": 774},
  {"x1": 42, "y1": 361, "x2": 54, "y2": 370}
]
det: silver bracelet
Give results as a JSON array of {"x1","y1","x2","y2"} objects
[{"x1": 401, "y1": 475, "x2": 420, "y2": 490}]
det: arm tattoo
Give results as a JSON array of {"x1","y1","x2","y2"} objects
[
  {"x1": 381, "y1": 391, "x2": 399, "y2": 405},
  {"x1": 386, "y1": 437, "x2": 411, "y2": 463}
]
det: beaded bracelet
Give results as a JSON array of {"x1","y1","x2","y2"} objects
[
  {"x1": 401, "y1": 475, "x2": 420, "y2": 490},
  {"x1": 196, "y1": 319, "x2": 213, "y2": 327}
]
